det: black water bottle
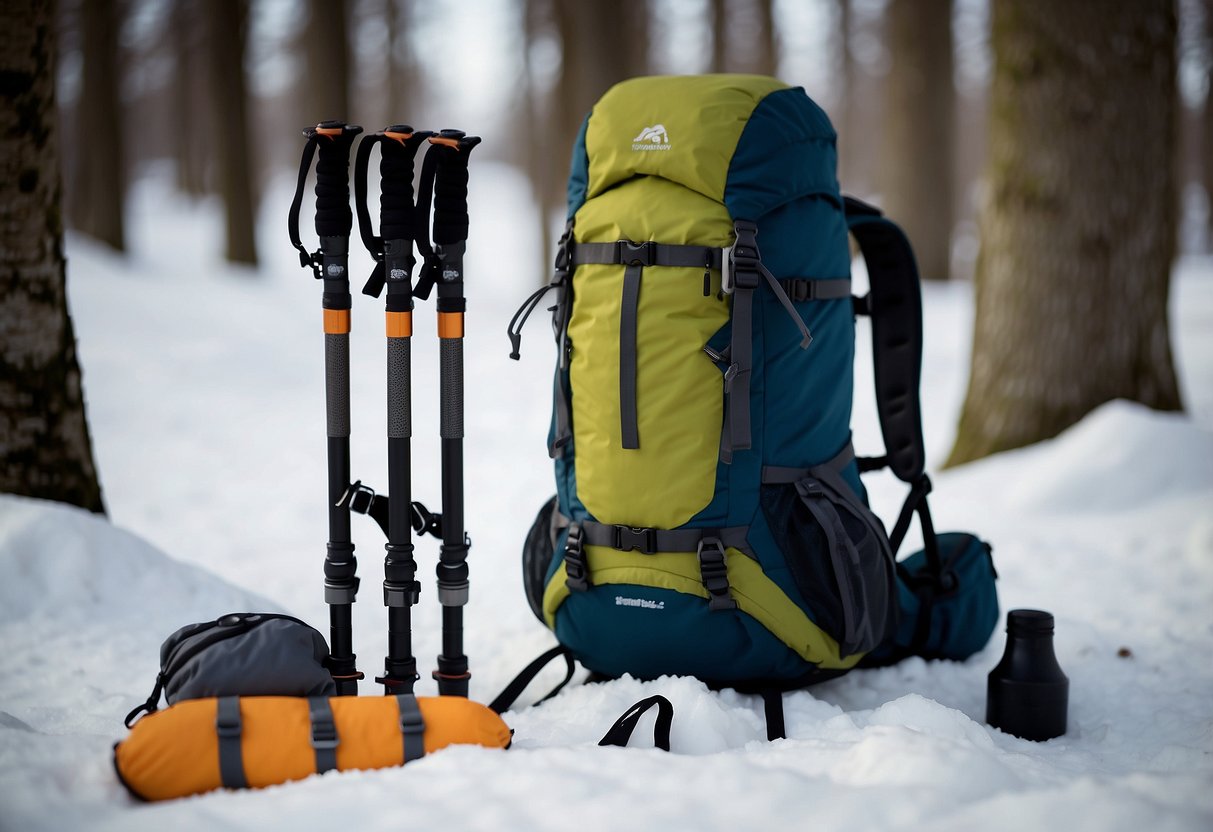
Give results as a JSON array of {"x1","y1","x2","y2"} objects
[{"x1": 986, "y1": 609, "x2": 1068, "y2": 741}]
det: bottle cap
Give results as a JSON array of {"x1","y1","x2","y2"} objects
[{"x1": 1007, "y1": 608, "x2": 1054, "y2": 637}]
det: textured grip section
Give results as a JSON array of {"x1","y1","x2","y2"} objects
[
  {"x1": 432, "y1": 153, "x2": 470, "y2": 245},
  {"x1": 387, "y1": 337, "x2": 411, "y2": 439},
  {"x1": 314, "y1": 137, "x2": 356, "y2": 238},
  {"x1": 440, "y1": 339, "x2": 464, "y2": 438},
  {"x1": 325, "y1": 334, "x2": 351, "y2": 437},
  {"x1": 380, "y1": 139, "x2": 416, "y2": 241}
]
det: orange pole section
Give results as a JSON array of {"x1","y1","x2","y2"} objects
[
  {"x1": 386, "y1": 311, "x2": 413, "y2": 338},
  {"x1": 324, "y1": 308, "x2": 351, "y2": 334},
  {"x1": 437, "y1": 311, "x2": 464, "y2": 339}
]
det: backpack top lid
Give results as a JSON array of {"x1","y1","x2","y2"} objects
[{"x1": 570, "y1": 74, "x2": 841, "y2": 222}]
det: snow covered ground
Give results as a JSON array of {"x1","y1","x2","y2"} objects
[{"x1": 1, "y1": 165, "x2": 1211, "y2": 830}]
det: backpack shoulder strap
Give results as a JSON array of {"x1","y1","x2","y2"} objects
[
  {"x1": 843, "y1": 196, "x2": 926, "y2": 485},
  {"x1": 844, "y1": 196, "x2": 946, "y2": 587}
]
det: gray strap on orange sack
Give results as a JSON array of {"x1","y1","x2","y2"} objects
[
  {"x1": 215, "y1": 696, "x2": 248, "y2": 789},
  {"x1": 397, "y1": 694, "x2": 426, "y2": 762}
]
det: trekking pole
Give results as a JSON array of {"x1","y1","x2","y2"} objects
[
  {"x1": 415, "y1": 129, "x2": 481, "y2": 697},
  {"x1": 353, "y1": 125, "x2": 434, "y2": 694},
  {"x1": 288, "y1": 120, "x2": 364, "y2": 695}
]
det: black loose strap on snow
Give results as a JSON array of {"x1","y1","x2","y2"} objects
[
  {"x1": 598, "y1": 695, "x2": 673, "y2": 752},
  {"x1": 762, "y1": 690, "x2": 786, "y2": 741},
  {"x1": 488, "y1": 645, "x2": 576, "y2": 714},
  {"x1": 396, "y1": 694, "x2": 426, "y2": 762},
  {"x1": 844, "y1": 196, "x2": 926, "y2": 484},
  {"x1": 215, "y1": 696, "x2": 247, "y2": 789},
  {"x1": 308, "y1": 696, "x2": 339, "y2": 774}
]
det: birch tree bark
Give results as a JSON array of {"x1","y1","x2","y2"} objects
[
  {"x1": 948, "y1": 0, "x2": 1182, "y2": 466},
  {"x1": 1, "y1": 0, "x2": 106, "y2": 513}
]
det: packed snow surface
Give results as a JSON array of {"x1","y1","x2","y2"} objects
[{"x1": 1, "y1": 167, "x2": 1211, "y2": 830}]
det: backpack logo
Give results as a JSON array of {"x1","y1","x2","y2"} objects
[
  {"x1": 615, "y1": 595, "x2": 665, "y2": 610},
  {"x1": 631, "y1": 124, "x2": 670, "y2": 152}
]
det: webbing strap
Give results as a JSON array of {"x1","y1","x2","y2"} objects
[
  {"x1": 762, "y1": 691, "x2": 786, "y2": 741},
  {"x1": 287, "y1": 136, "x2": 319, "y2": 275},
  {"x1": 721, "y1": 220, "x2": 812, "y2": 461},
  {"x1": 572, "y1": 241, "x2": 722, "y2": 269},
  {"x1": 411, "y1": 146, "x2": 441, "y2": 300},
  {"x1": 575, "y1": 521, "x2": 750, "y2": 555},
  {"x1": 785, "y1": 278, "x2": 853, "y2": 302},
  {"x1": 760, "y1": 441, "x2": 856, "y2": 484},
  {"x1": 620, "y1": 263, "x2": 643, "y2": 449},
  {"x1": 598, "y1": 695, "x2": 673, "y2": 751},
  {"x1": 724, "y1": 278, "x2": 756, "y2": 461},
  {"x1": 215, "y1": 697, "x2": 247, "y2": 789},
  {"x1": 308, "y1": 696, "x2": 339, "y2": 774},
  {"x1": 397, "y1": 694, "x2": 426, "y2": 762},
  {"x1": 487, "y1": 645, "x2": 576, "y2": 714}
]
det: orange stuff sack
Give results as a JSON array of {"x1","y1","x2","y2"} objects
[{"x1": 113, "y1": 694, "x2": 511, "y2": 801}]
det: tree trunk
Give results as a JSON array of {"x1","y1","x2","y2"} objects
[
  {"x1": 1, "y1": 0, "x2": 106, "y2": 514},
  {"x1": 1204, "y1": 0, "x2": 1213, "y2": 247},
  {"x1": 947, "y1": 0, "x2": 1182, "y2": 467},
  {"x1": 881, "y1": 0, "x2": 954, "y2": 281},
  {"x1": 522, "y1": 0, "x2": 555, "y2": 284},
  {"x1": 711, "y1": 0, "x2": 727, "y2": 73},
  {"x1": 710, "y1": 0, "x2": 775, "y2": 75},
  {"x1": 172, "y1": 0, "x2": 207, "y2": 197},
  {"x1": 550, "y1": 0, "x2": 649, "y2": 236},
  {"x1": 205, "y1": 0, "x2": 258, "y2": 266},
  {"x1": 70, "y1": 0, "x2": 125, "y2": 251},
  {"x1": 303, "y1": 0, "x2": 351, "y2": 123},
  {"x1": 384, "y1": 0, "x2": 416, "y2": 127},
  {"x1": 833, "y1": 0, "x2": 858, "y2": 185}
]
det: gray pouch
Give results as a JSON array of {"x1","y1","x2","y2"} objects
[{"x1": 124, "y1": 613, "x2": 336, "y2": 726}]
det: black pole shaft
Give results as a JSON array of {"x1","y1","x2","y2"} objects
[
  {"x1": 307, "y1": 121, "x2": 363, "y2": 696},
  {"x1": 428, "y1": 130, "x2": 479, "y2": 697},
  {"x1": 359, "y1": 125, "x2": 430, "y2": 695}
]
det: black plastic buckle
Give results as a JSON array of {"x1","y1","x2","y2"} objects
[
  {"x1": 310, "y1": 719, "x2": 339, "y2": 750},
  {"x1": 697, "y1": 537, "x2": 737, "y2": 611},
  {"x1": 337, "y1": 480, "x2": 375, "y2": 515},
  {"x1": 554, "y1": 233, "x2": 573, "y2": 274},
  {"x1": 564, "y1": 525, "x2": 589, "y2": 592},
  {"x1": 723, "y1": 221, "x2": 763, "y2": 294},
  {"x1": 613, "y1": 525, "x2": 658, "y2": 555},
  {"x1": 215, "y1": 707, "x2": 242, "y2": 739},
  {"x1": 618, "y1": 240, "x2": 656, "y2": 267},
  {"x1": 399, "y1": 706, "x2": 425, "y2": 737}
]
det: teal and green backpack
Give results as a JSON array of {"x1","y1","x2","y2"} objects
[{"x1": 505, "y1": 75, "x2": 998, "y2": 730}]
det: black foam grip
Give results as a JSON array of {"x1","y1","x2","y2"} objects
[
  {"x1": 380, "y1": 138, "x2": 417, "y2": 241},
  {"x1": 314, "y1": 134, "x2": 358, "y2": 238},
  {"x1": 432, "y1": 150, "x2": 470, "y2": 245},
  {"x1": 847, "y1": 211, "x2": 926, "y2": 482}
]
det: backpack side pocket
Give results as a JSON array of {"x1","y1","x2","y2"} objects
[{"x1": 761, "y1": 474, "x2": 896, "y2": 657}]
